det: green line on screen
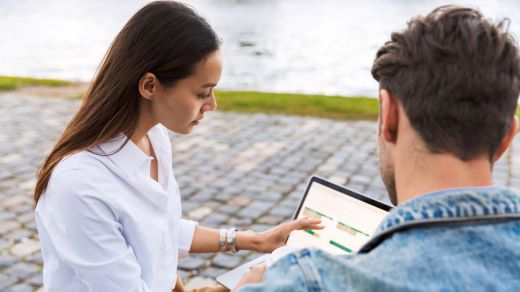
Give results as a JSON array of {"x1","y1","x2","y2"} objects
[
  {"x1": 350, "y1": 227, "x2": 369, "y2": 237},
  {"x1": 305, "y1": 206, "x2": 333, "y2": 220},
  {"x1": 329, "y1": 240, "x2": 352, "y2": 253},
  {"x1": 338, "y1": 222, "x2": 369, "y2": 237},
  {"x1": 304, "y1": 229, "x2": 320, "y2": 238}
]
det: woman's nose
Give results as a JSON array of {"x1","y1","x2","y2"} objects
[
  {"x1": 210, "y1": 94, "x2": 217, "y2": 111},
  {"x1": 202, "y1": 94, "x2": 217, "y2": 112}
]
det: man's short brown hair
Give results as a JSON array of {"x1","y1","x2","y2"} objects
[{"x1": 371, "y1": 5, "x2": 520, "y2": 160}]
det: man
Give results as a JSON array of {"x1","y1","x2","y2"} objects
[{"x1": 234, "y1": 5, "x2": 520, "y2": 291}]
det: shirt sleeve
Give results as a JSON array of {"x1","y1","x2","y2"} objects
[
  {"x1": 35, "y1": 169, "x2": 152, "y2": 292},
  {"x1": 177, "y1": 218, "x2": 198, "y2": 257}
]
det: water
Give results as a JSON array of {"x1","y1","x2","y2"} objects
[{"x1": 1, "y1": 0, "x2": 519, "y2": 96}]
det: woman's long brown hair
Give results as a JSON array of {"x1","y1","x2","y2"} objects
[{"x1": 34, "y1": 1, "x2": 220, "y2": 203}]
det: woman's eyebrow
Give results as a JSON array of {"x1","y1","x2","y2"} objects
[{"x1": 201, "y1": 82, "x2": 217, "y2": 88}]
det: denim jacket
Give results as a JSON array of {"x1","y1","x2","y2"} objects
[{"x1": 241, "y1": 186, "x2": 520, "y2": 291}]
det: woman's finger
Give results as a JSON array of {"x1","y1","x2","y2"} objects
[
  {"x1": 290, "y1": 217, "x2": 322, "y2": 230},
  {"x1": 299, "y1": 220, "x2": 324, "y2": 230},
  {"x1": 300, "y1": 223, "x2": 325, "y2": 230}
]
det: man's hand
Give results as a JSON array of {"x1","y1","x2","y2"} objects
[{"x1": 231, "y1": 263, "x2": 267, "y2": 292}]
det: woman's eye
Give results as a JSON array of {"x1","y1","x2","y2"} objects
[{"x1": 197, "y1": 90, "x2": 212, "y2": 99}]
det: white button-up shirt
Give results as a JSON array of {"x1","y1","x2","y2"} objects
[{"x1": 35, "y1": 124, "x2": 198, "y2": 292}]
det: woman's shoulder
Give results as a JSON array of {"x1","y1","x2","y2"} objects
[
  {"x1": 53, "y1": 150, "x2": 109, "y2": 177},
  {"x1": 41, "y1": 151, "x2": 121, "y2": 213},
  {"x1": 48, "y1": 151, "x2": 115, "y2": 198}
]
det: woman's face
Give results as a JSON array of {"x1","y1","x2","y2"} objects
[{"x1": 150, "y1": 50, "x2": 223, "y2": 134}]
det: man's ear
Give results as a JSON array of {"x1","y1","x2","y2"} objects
[
  {"x1": 494, "y1": 116, "x2": 519, "y2": 161},
  {"x1": 379, "y1": 89, "x2": 399, "y2": 143},
  {"x1": 138, "y1": 72, "x2": 158, "y2": 100}
]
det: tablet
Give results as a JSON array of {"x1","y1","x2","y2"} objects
[
  {"x1": 216, "y1": 176, "x2": 392, "y2": 288},
  {"x1": 287, "y1": 176, "x2": 392, "y2": 254}
]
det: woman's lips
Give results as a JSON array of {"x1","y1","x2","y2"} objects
[{"x1": 192, "y1": 118, "x2": 203, "y2": 125}]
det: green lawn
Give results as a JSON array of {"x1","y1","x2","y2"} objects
[
  {"x1": 0, "y1": 75, "x2": 70, "y2": 90},
  {"x1": 215, "y1": 90, "x2": 379, "y2": 120},
  {"x1": 2, "y1": 75, "x2": 518, "y2": 121}
]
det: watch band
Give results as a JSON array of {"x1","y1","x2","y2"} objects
[
  {"x1": 218, "y1": 228, "x2": 227, "y2": 252},
  {"x1": 223, "y1": 228, "x2": 237, "y2": 253}
]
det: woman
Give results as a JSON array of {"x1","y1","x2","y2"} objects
[{"x1": 33, "y1": 1, "x2": 321, "y2": 291}]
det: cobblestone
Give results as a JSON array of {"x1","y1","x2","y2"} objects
[
  {"x1": 4, "y1": 232, "x2": 32, "y2": 245},
  {"x1": 178, "y1": 257, "x2": 206, "y2": 271},
  {"x1": 0, "y1": 221, "x2": 20, "y2": 235},
  {"x1": 5, "y1": 283, "x2": 34, "y2": 292},
  {"x1": 201, "y1": 213, "x2": 229, "y2": 226},
  {"x1": 188, "y1": 207, "x2": 212, "y2": 221},
  {"x1": 211, "y1": 254, "x2": 242, "y2": 269},
  {"x1": 269, "y1": 206, "x2": 295, "y2": 217},
  {"x1": 10, "y1": 240, "x2": 40, "y2": 258},
  {"x1": 257, "y1": 215, "x2": 284, "y2": 225},
  {"x1": 248, "y1": 224, "x2": 272, "y2": 233},
  {"x1": 0, "y1": 256, "x2": 18, "y2": 269},
  {"x1": 0, "y1": 274, "x2": 18, "y2": 290},
  {"x1": 4, "y1": 262, "x2": 39, "y2": 278},
  {"x1": 26, "y1": 273, "x2": 43, "y2": 287},
  {"x1": 1, "y1": 93, "x2": 519, "y2": 291},
  {"x1": 201, "y1": 267, "x2": 229, "y2": 279},
  {"x1": 185, "y1": 276, "x2": 218, "y2": 290},
  {"x1": 0, "y1": 212, "x2": 16, "y2": 223},
  {"x1": 217, "y1": 205, "x2": 240, "y2": 215},
  {"x1": 0, "y1": 240, "x2": 11, "y2": 251},
  {"x1": 237, "y1": 206, "x2": 266, "y2": 219}
]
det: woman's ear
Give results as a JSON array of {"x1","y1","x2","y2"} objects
[
  {"x1": 138, "y1": 72, "x2": 158, "y2": 100},
  {"x1": 494, "y1": 116, "x2": 519, "y2": 161}
]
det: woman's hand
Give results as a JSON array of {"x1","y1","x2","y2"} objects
[{"x1": 254, "y1": 217, "x2": 323, "y2": 253}]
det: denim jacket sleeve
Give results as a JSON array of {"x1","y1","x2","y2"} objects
[
  {"x1": 240, "y1": 249, "x2": 321, "y2": 292},
  {"x1": 240, "y1": 187, "x2": 520, "y2": 292}
]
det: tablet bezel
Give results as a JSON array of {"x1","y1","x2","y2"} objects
[{"x1": 290, "y1": 176, "x2": 393, "y2": 223}]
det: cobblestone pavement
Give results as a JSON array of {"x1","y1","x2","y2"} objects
[{"x1": 1, "y1": 93, "x2": 519, "y2": 291}]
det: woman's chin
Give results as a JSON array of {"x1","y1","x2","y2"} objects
[{"x1": 163, "y1": 124, "x2": 194, "y2": 135}]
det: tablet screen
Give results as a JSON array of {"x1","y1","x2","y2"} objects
[{"x1": 286, "y1": 178, "x2": 390, "y2": 254}]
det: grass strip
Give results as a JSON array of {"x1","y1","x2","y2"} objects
[
  {"x1": 2, "y1": 76, "x2": 518, "y2": 121},
  {"x1": 215, "y1": 90, "x2": 379, "y2": 121},
  {"x1": 0, "y1": 76, "x2": 71, "y2": 90}
]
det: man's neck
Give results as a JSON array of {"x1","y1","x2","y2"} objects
[{"x1": 395, "y1": 152, "x2": 494, "y2": 204}]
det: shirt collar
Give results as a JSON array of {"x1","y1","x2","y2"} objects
[
  {"x1": 376, "y1": 186, "x2": 520, "y2": 234},
  {"x1": 96, "y1": 125, "x2": 161, "y2": 179}
]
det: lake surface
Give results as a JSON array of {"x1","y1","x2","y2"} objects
[{"x1": 1, "y1": 0, "x2": 519, "y2": 96}]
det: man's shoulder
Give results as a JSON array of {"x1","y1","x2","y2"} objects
[{"x1": 376, "y1": 186, "x2": 520, "y2": 233}]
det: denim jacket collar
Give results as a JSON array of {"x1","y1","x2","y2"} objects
[{"x1": 360, "y1": 186, "x2": 520, "y2": 253}]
